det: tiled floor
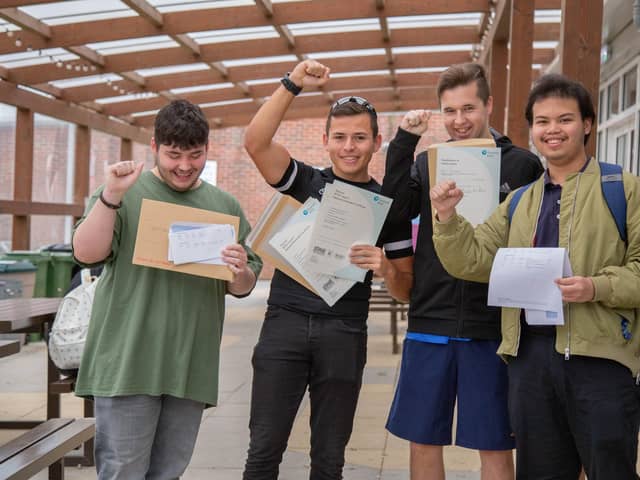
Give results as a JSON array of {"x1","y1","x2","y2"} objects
[{"x1": 0, "y1": 281, "x2": 481, "y2": 479}]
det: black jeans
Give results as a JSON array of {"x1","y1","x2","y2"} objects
[
  {"x1": 508, "y1": 332, "x2": 640, "y2": 480},
  {"x1": 243, "y1": 305, "x2": 367, "y2": 480}
]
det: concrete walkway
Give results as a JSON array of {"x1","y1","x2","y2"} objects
[{"x1": 0, "y1": 280, "x2": 481, "y2": 479}]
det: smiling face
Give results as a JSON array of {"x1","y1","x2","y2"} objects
[
  {"x1": 151, "y1": 138, "x2": 208, "y2": 191},
  {"x1": 530, "y1": 96, "x2": 591, "y2": 169},
  {"x1": 440, "y1": 82, "x2": 493, "y2": 140},
  {"x1": 323, "y1": 113, "x2": 382, "y2": 182}
]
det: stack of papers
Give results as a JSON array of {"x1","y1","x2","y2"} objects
[
  {"x1": 427, "y1": 138, "x2": 500, "y2": 227},
  {"x1": 488, "y1": 248, "x2": 573, "y2": 325},
  {"x1": 250, "y1": 180, "x2": 392, "y2": 306},
  {"x1": 168, "y1": 222, "x2": 235, "y2": 265}
]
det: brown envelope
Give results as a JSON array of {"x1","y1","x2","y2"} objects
[{"x1": 132, "y1": 198, "x2": 239, "y2": 281}]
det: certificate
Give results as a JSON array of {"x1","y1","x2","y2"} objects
[
  {"x1": 168, "y1": 222, "x2": 235, "y2": 265},
  {"x1": 434, "y1": 146, "x2": 501, "y2": 227},
  {"x1": 304, "y1": 180, "x2": 392, "y2": 282},
  {"x1": 269, "y1": 198, "x2": 355, "y2": 306},
  {"x1": 487, "y1": 248, "x2": 573, "y2": 325}
]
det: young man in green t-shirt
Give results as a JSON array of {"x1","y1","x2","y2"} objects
[{"x1": 73, "y1": 100, "x2": 262, "y2": 479}]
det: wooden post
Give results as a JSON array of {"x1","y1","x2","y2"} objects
[
  {"x1": 489, "y1": 39, "x2": 509, "y2": 133},
  {"x1": 74, "y1": 126, "x2": 91, "y2": 222},
  {"x1": 12, "y1": 108, "x2": 34, "y2": 250},
  {"x1": 505, "y1": 0, "x2": 534, "y2": 149},
  {"x1": 559, "y1": 0, "x2": 603, "y2": 158},
  {"x1": 120, "y1": 138, "x2": 133, "y2": 161}
]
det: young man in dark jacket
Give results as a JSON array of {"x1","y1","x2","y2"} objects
[{"x1": 382, "y1": 63, "x2": 543, "y2": 480}]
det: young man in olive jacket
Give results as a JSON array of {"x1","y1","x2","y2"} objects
[
  {"x1": 382, "y1": 63, "x2": 543, "y2": 480},
  {"x1": 431, "y1": 74, "x2": 640, "y2": 480}
]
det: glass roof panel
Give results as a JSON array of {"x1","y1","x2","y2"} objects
[
  {"x1": 308, "y1": 49, "x2": 385, "y2": 59},
  {"x1": 288, "y1": 18, "x2": 379, "y2": 36},
  {"x1": 135, "y1": 63, "x2": 211, "y2": 77},
  {"x1": 535, "y1": 10, "x2": 562, "y2": 23},
  {"x1": 199, "y1": 98, "x2": 253, "y2": 108},
  {"x1": 331, "y1": 70, "x2": 391, "y2": 78},
  {"x1": 51, "y1": 73, "x2": 122, "y2": 88},
  {"x1": 222, "y1": 54, "x2": 298, "y2": 67},
  {"x1": 388, "y1": 13, "x2": 483, "y2": 29},
  {"x1": 97, "y1": 92, "x2": 159, "y2": 104},
  {"x1": 88, "y1": 36, "x2": 178, "y2": 55},
  {"x1": 396, "y1": 67, "x2": 448, "y2": 74},
  {"x1": 20, "y1": 0, "x2": 135, "y2": 26},
  {"x1": 148, "y1": 0, "x2": 254, "y2": 12},
  {"x1": 0, "y1": 48, "x2": 77, "y2": 69},
  {"x1": 171, "y1": 83, "x2": 235, "y2": 94},
  {"x1": 393, "y1": 44, "x2": 473, "y2": 54},
  {"x1": 190, "y1": 26, "x2": 279, "y2": 45}
]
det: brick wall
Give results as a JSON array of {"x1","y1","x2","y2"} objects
[{"x1": 0, "y1": 111, "x2": 449, "y2": 278}]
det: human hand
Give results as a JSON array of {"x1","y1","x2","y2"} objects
[
  {"x1": 555, "y1": 276, "x2": 595, "y2": 302},
  {"x1": 222, "y1": 243, "x2": 249, "y2": 275},
  {"x1": 289, "y1": 60, "x2": 330, "y2": 90},
  {"x1": 429, "y1": 180, "x2": 463, "y2": 222},
  {"x1": 349, "y1": 244, "x2": 386, "y2": 277},
  {"x1": 103, "y1": 161, "x2": 144, "y2": 204},
  {"x1": 400, "y1": 109, "x2": 431, "y2": 136}
]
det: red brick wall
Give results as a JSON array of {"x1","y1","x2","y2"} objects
[{"x1": 0, "y1": 112, "x2": 449, "y2": 277}]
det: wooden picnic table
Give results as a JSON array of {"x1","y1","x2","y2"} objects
[
  {"x1": 0, "y1": 298, "x2": 61, "y2": 430},
  {"x1": 0, "y1": 340, "x2": 20, "y2": 359},
  {"x1": 0, "y1": 297, "x2": 95, "y2": 470}
]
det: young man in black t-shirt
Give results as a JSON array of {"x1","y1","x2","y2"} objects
[{"x1": 242, "y1": 59, "x2": 413, "y2": 480}]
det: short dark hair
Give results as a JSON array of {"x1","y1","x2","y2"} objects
[
  {"x1": 325, "y1": 99, "x2": 379, "y2": 138},
  {"x1": 525, "y1": 74, "x2": 595, "y2": 145},
  {"x1": 154, "y1": 100, "x2": 209, "y2": 150},
  {"x1": 437, "y1": 63, "x2": 491, "y2": 105}
]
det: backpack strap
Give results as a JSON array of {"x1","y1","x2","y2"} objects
[
  {"x1": 599, "y1": 162, "x2": 627, "y2": 244},
  {"x1": 508, "y1": 182, "x2": 534, "y2": 224}
]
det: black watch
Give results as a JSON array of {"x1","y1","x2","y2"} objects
[{"x1": 280, "y1": 73, "x2": 302, "y2": 96}]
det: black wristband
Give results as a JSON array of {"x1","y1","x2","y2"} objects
[
  {"x1": 280, "y1": 73, "x2": 302, "y2": 96},
  {"x1": 99, "y1": 190, "x2": 122, "y2": 210}
]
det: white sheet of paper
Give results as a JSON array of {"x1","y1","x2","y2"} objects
[
  {"x1": 435, "y1": 147, "x2": 501, "y2": 226},
  {"x1": 168, "y1": 222, "x2": 235, "y2": 265},
  {"x1": 304, "y1": 180, "x2": 392, "y2": 282},
  {"x1": 488, "y1": 248, "x2": 573, "y2": 325},
  {"x1": 269, "y1": 198, "x2": 355, "y2": 306}
]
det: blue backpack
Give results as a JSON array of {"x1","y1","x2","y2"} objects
[{"x1": 507, "y1": 162, "x2": 627, "y2": 244}]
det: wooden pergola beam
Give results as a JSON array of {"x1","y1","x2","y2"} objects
[
  {"x1": 559, "y1": 0, "x2": 603, "y2": 157},
  {"x1": 506, "y1": 0, "x2": 535, "y2": 148},
  {"x1": 0, "y1": 80, "x2": 151, "y2": 143},
  {"x1": 0, "y1": 1, "x2": 491, "y2": 55},
  {"x1": 0, "y1": 200, "x2": 84, "y2": 217},
  {"x1": 121, "y1": 0, "x2": 163, "y2": 28},
  {"x1": 0, "y1": 7, "x2": 51, "y2": 38},
  {"x1": 73, "y1": 126, "x2": 90, "y2": 222},
  {"x1": 12, "y1": 107, "x2": 34, "y2": 249}
]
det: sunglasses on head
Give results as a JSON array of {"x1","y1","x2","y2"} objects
[{"x1": 331, "y1": 96, "x2": 377, "y2": 115}]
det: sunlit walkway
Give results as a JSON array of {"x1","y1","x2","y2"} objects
[{"x1": 0, "y1": 280, "x2": 482, "y2": 479}]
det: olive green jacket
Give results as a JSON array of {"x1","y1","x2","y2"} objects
[{"x1": 433, "y1": 158, "x2": 640, "y2": 377}]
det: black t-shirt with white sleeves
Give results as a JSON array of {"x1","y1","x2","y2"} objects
[{"x1": 267, "y1": 158, "x2": 413, "y2": 318}]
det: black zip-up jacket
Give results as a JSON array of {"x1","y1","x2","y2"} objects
[{"x1": 382, "y1": 128, "x2": 544, "y2": 339}]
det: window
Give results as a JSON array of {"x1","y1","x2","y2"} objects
[
  {"x1": 608, "y1": 79, "x2": 620, "y2": 118},
  {"x1": 622, "y1": 67, "x2": 637, "y2": 110},
  {"x1": 599, "y1": 89, "x2": 605, "y2": 123},
  {"x1": 615, "y1": 133, "x2": 627, "y2": 167}
]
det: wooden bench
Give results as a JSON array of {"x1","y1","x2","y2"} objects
[
  {"x1": 0, "y1": 339, "x2": 20, "y2": 359},
  {"x1": 0, "y1": 418, "x2": 95, "y2": 480},
  {"x1": 369, "y1": 285, "x2": 408, "y2": 354}
]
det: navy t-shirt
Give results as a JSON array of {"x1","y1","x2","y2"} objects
[{"x1": 267, "y1": 159, "x2": 413, "y2": 318}]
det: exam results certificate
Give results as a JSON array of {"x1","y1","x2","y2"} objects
[
  {"x1": 305, "y1": 180, "x2": 392, "y2": 282},
  {"x1": 269, "y1": 197, "x2": 355, "y2": 306},
  {"x1": 434, "y1": 146, "x2": 501, "y2": 227}
]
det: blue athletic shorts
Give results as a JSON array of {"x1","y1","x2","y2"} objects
[{"x1": 386, "y1": 338, "x2": 514, "y2": 450}]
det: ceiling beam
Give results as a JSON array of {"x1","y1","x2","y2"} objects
[
  {"x1": 0, "y1": 80, "x2": 151, "y2": 142},
  {"x1": 0, "y1": 1, "x2": 494, "y2": 55},
  {"x1": 0, "y1": 7, "x2": 51, "y2": 38},
  {"x1": 121, "y1": 0, "x2": 163, "y2": 28}
]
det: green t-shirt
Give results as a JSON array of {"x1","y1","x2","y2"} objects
[{"x1": 73, "y1": 171, "x2": 262, "y2": 406}]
